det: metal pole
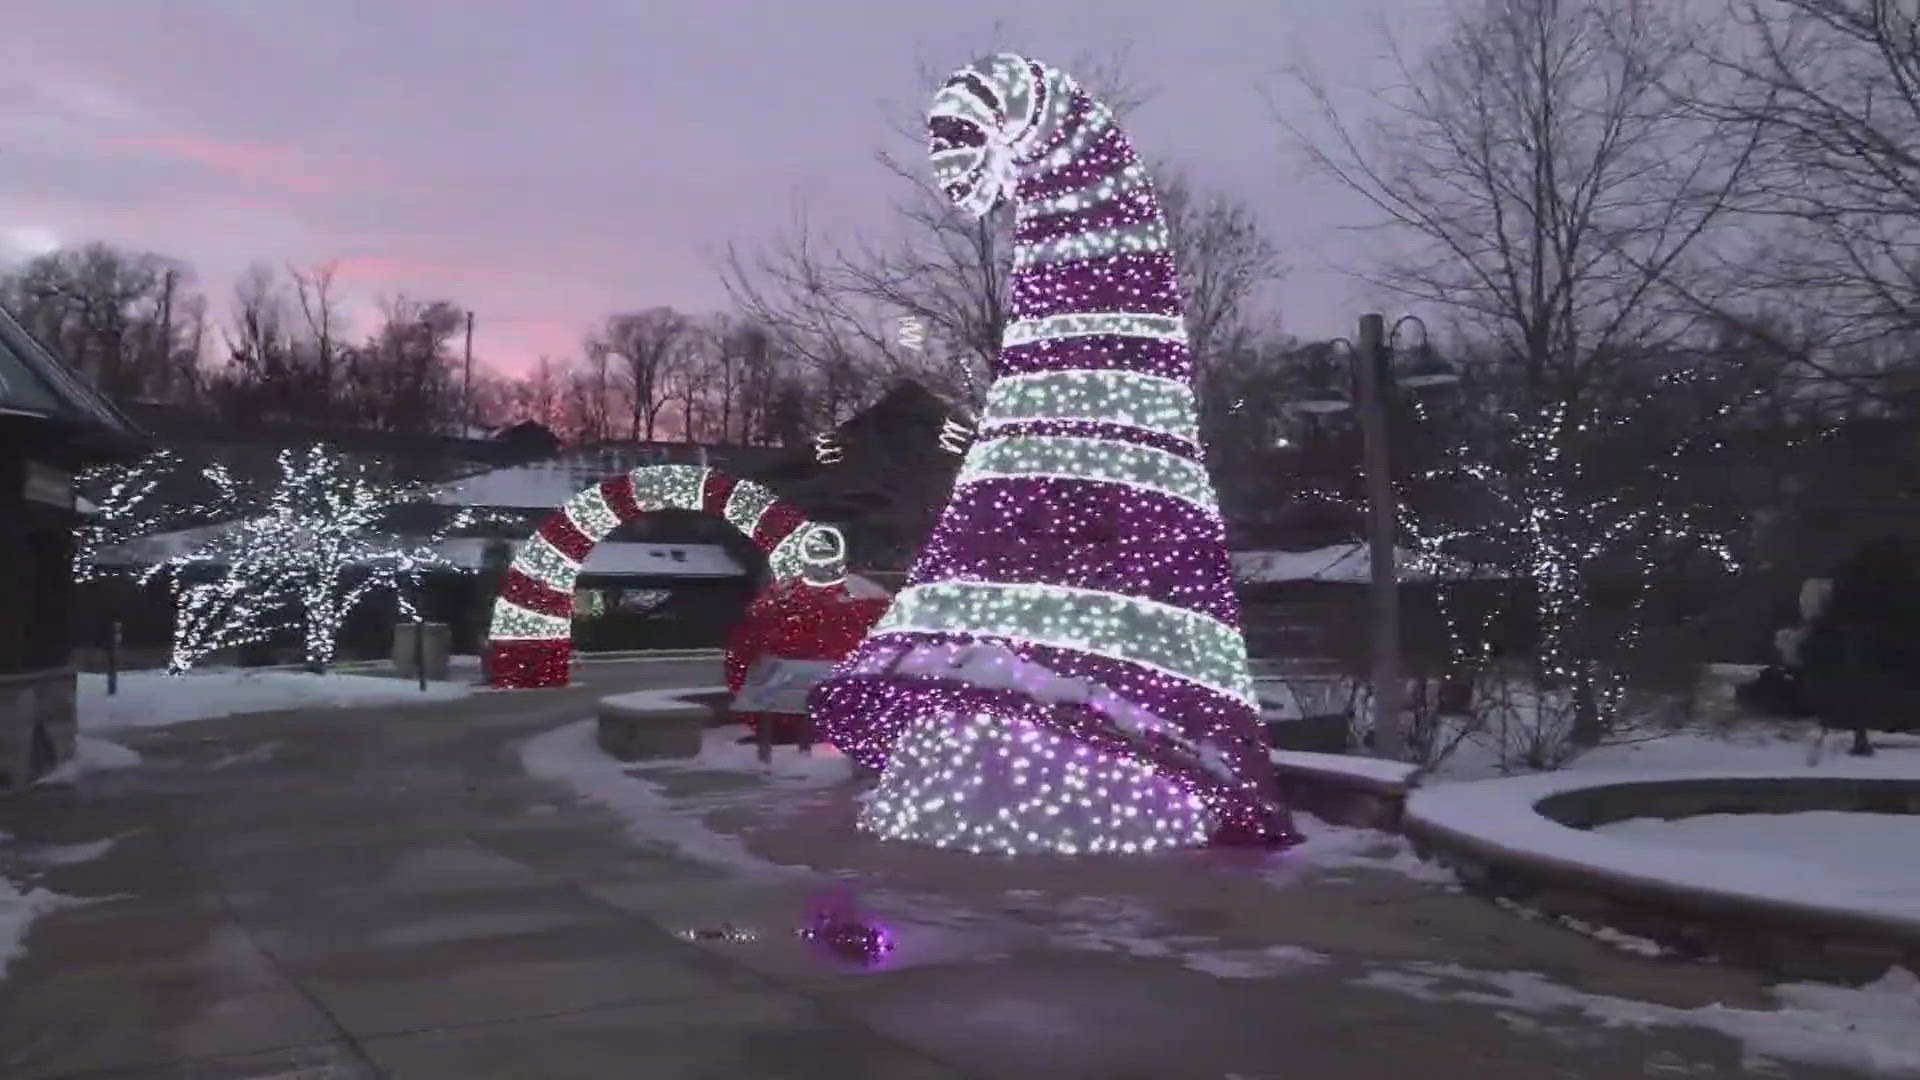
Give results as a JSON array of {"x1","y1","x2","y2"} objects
[
  {"x1": 414, "y1": 611, "x2": 427, "y2": 692},
  {"x1": 463, "y1": 309, "x2": 475, "y2": 430},
  {"x1": 1356, "y1": 313, "x2": 1406, "y2": 760},
  {"x1": 107, "y1": 619, "x2": 121, "y2": 696}
]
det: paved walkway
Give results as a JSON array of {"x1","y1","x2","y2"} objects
[{"x1": 0, "y1": 661, "x2": 1884, "y2": 1079}]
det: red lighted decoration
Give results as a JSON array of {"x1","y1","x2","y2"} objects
[
  {"x1": 725, "y1": 577, "x2": 889, "y2": 741},
  {"x1": 484, "y1": 465, "x2": 848, "y2": 689}
]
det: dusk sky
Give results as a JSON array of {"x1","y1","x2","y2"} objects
[{"x1": 2, "y1": 0, "x2": 1444, "y2": 377}]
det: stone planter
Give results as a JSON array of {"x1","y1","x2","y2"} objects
[
  {"x1": 0, "y1": 666, "x2": 77, "y2": 792},
  {"x1": 595, "y1": 688, "x2": 731, "y2": 761},
  {"x1": 1405, "y1": 773, "x2": 1920, "y2": 984},
  {"x1": 1269, "y1": 750, "x2": 1420, "y2": 830}
]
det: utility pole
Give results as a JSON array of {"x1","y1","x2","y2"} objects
[
  {"x1": 1356, "y1": 312, "x2": 1406, "y2": 760},
  {"x1": 463, "y1": 309, "x2": 475, "y2": 432}
]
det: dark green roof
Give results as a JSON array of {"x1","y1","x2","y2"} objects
[{"x1": 0, "y1": 302, "x2": 139, "y2": 437}]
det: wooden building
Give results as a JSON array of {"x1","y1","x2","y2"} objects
[{"x1": 0, "y1": 304, "x2": 142, "y2": 790}]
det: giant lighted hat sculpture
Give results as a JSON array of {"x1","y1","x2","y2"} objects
[
  {"x1": 808, "y1": 54, "x2": 1299, "y2": 855},
  {"x1": 485, "y1": 465, "x2": 847, "y2": 689}
]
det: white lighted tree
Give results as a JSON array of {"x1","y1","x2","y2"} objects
[
  {"x1": 92, "y1": 445, "x2": 482, "y2": 674},
  {"x1": 75, "y1": 449, "x2": 196, "y2": 584},
  {"x1": 235, "y1": 445, "x2": 481, "y2": 672},
  {"x1": 131, "y1": 460, "x2": 287, "y2": 674}
]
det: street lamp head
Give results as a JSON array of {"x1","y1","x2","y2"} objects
[
  {"x1": 1384, "y1": 319, "x2": 1458, "y2": 389},
  {"x1": 1290, "y1": 337, "x2": 1356, "y2": 413},
  {"x1": 1397, "y1": 343, "x2": 1460, "y2": 388},
  {"x1": 1291, "y1": 390, "x2": 1353, "y2": 415}
]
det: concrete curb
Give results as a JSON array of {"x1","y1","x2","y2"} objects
[
  {"x1": 1403, "y1": 771, "x2": 1920, "y2": 983},
  {"x1": 170, "y1": 648, "x2": 728, "y2": 677}
]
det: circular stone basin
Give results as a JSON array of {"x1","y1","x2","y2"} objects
[{"x1": 1403, "y1": 769, "x2": 1920, "y2": 984}]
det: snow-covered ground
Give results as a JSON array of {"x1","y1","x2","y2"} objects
[
  {"x1": 35, "y1": 735, "x2": 141, "y2": 785},
  {"x1": 525, "y1": 714, "x2": 1444, "y2": 887},
  {"x1": 1440, "y1": 720, "x2": 1920, "y2": 782},
  {"x1": 1361, "y1": 961, "x2": 1920, "y2": 1077},
  {"x1": 1381, "y1": 719, "x2": 1920, "y2": 1074},
  {"x1": 0, "y1": 829, "x2": 124, "y2": 982},
  {"x1": 518, "y1": 719, "x2": 826, "y2": 880},
  {"x1": 520, "y1": 708, "x2": 1920, "y2": 1076},
  {"x1": 78, "y1": 669, "x2": 470, "y2": 731},
  {"x1": 1410, "y1": 720, "x2": 1920, "y2": 920},
  {"x1": 1594, "y1": 810, "x2": 1920, "y2": 897},
  {"x1": 0, "y1": 881, "x2": 69, "y2": 981}
]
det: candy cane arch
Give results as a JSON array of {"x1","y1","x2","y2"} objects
[{"x1": 484, "y1": 465, "x2": 847, "y2": 689}]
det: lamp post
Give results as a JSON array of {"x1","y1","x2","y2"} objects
[{"x1": 1291, "y1": 314, "x2": 1457, "y2": 761}]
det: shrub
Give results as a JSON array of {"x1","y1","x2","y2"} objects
[{"x1": 1797, "y1": 537, "x2": 1920, "y2": 733}]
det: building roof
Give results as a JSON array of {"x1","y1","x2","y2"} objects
[
  {"x1": 432, "y1": 537, "x2": 742, "y2": 578},
  {"x1": 99, "y1": 524, "x2": 744, "y2": 579},
  {"x1": 430, "y1": 442, "x2": 792, "y2": 510},
  {"x1": 0, "y1": 302, "x2": 140, "y2": 440},
  {"x1": 433, "y1": 460, "x2": 632, "y2": 509}
]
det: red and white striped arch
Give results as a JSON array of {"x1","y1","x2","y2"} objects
[{"x1": 483, "y1": 464, "x2": 847, "y2": 689}]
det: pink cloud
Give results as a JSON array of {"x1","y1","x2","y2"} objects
[
  {"x1": 330, "y1": 253, "x2": 491, "y2": 284},
  {"x1": 99, "y1": 132, "x2": 367, "y2": 196},
  {"x1": 480, "y1": 317, "x2": 589, "y2": 378}
]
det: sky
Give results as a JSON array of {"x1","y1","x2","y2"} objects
[{"x1": 0, "y1": 0, "x2": 1444, "y2": 378}]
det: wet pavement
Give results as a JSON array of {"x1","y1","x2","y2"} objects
[{"x1": 0, "y1": 659, "x2": 1889, "y2": 1079}]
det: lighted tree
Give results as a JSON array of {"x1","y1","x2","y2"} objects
[
  {"x1": 238, "y1": 445, "x2": 480, "y2": 672},
  {"x1": 129, "y1": 460, "x2": 287, "y2": 674},
  {"x1": 809, "y1": 54, "x2": 1298, "y2": 855},
  {"x1": 74, "y1": 449, "x2": 274, "y2": 672},
  {"x1": 75, "y1": 449, "x2": 193, "y2": 585},
  {"x1": 114, "y1": 445, "x2": 479, "y2": 674}
]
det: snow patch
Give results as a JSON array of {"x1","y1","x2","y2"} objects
[
  {"x1": 0, "y1": 880, "x2": 79, "y2": 981},
  {"x1": 35, "y1": 735, "x2": 141, "y2": 784},
  {"x1": 1276, "y1": 813, "x2": 1459, "y2": 888},
  {"x1": 518, "y1": 719, "x2": 814, "y2": 882},
  {"x1": 1593, "y1": 811, "x2": 1920, "y2": 896},
  {"x1": 80, "y1": 670, "x2": 470, "y2": 731},
  {"x1": 206, "y1": 742, "x2": 285, "y2": 770},
  {"x1": 1492, "y1": 897, "x2": 1667, "y2": 957},
  {"x1": 1271, "y1": 749, "x2": 1422, "y2": 788},
  {"x1": 1182, "y1": 945, "x2": 1331, "y2": 979},
  {"x1": 1014, "y1": 892, "x2": 1332, "y2": 980},
  {"x1": 1409, "y1": 758, "x2": 1920, "y2": 923},
  {"x1": 1359, "y1": 960, "x2": 1920, "y2": 1077},
  {"x1": 643, "y1": 725, "x2": 854, "y2": 788},
  {"x1": 20, "y1": 834, "x2": 130, "y2": 867}
]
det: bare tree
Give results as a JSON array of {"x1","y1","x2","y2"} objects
[
  {"x1": 701, "y1": 314, "x2": 747, "y2": 442},
  {"x1": 564, "y1": 348, "x2": 615, "y2": 444},
  {"x1": 509, "y1": 355, "x2": 564, "y2": 432},
  {"x1": 730, "y1": 319, "x2": 783, "y2": 444},
  {"x1": 720, "y1": 48, "x2": 1151, "y2": 421},
  {"x1": 289, "y1": 260, "x2": 344, "y2": 423},
  {"x1": 590, "y1": 307, "x2": 688, "y2": 441},
  {"x1": 1286, "y1": 0, "x2": 1760, "y2": 388},
  {"x1": 342, "y1": 295, "x2": 466, "y2": 433},
  {"x1": 1, "y1": 242, "x2": 203, "y2": 404},
  {"x1": 1284, "y1": 0, "x2": 1764, "y2": 757},
  {"x1": 1156, "y1": 166, "x2": 1292, "y2": 469},
  {"x1": 668, "y1": 335, "x2": 715, "y2": 441},
  {"x1": 1158, "y1": 167, "x2": 1289, "y2": 377},
  {"x1": 1674, "y1": 0, "x2": 1920, "y2": 406},
  {"x1": 216, "y1": 263, "x2": 300, "y2": 420}
]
